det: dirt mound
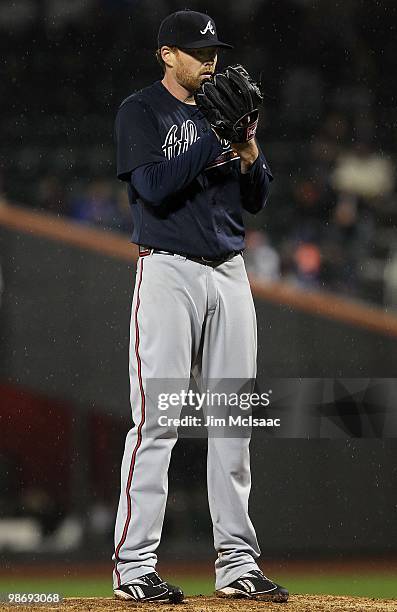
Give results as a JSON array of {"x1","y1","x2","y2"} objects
[{"x1": 1, "y1": 595, "x2": 396, "y2": 612}]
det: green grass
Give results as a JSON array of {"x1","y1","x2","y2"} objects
[
  {"x1": 0, "y1": 579, "x2": 113, "y2": 598},
  {"x1": 0, "y1": 574, "x2": 396, "y2": 599},
  {"x1": 276, "y1": 574, "x2": 397, "y2": 599}
]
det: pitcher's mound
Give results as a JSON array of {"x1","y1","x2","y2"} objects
[{"x1": 1, "y1": 594, "x2": 396, "y2": 612}]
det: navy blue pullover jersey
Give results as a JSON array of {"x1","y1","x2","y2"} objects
[{"x1": 115, "y1": 80, "x2": 273, "y2": 259}]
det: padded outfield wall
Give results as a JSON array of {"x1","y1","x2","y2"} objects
[{"x1": 0, "y1": 207, "x2": 396, "y2": 555}]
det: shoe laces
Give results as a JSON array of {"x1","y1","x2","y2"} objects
[{"x1": 144, "y1": 571, "x2": 164, "y2": 587}]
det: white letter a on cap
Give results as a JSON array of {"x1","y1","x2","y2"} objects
[{"x1": 200, "y1": 20, "x2": 215, "y2": 35}]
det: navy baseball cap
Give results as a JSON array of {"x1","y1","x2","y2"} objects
[{"x1": 158, "y1": 10, "x2": 233, "y2": 49}]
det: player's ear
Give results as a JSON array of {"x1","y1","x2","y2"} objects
[{"x1": 161, "y1": 46, "x2": 178, "y2": 69}]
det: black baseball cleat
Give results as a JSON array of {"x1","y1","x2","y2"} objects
[
  {"x1": 216, "y1": 569, "x2": 289, "y2": 602},
  {"x1": 114, "y1": 571, "x2": 184, "y2": 603}
]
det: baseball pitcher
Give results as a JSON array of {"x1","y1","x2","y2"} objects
[{"x1": 112, "y1": 9, "x2": 289, "y2": 604}]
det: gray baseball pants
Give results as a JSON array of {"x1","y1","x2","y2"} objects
[{"x1": 113, "y1": 251, "x2": 261, "y2": 590}]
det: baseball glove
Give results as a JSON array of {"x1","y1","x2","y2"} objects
[{"x1": 194, "y1": 64, "x2": 263, "y2": 143}]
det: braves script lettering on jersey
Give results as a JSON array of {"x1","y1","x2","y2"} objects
[
  {"x1": 162, "y1": 119, "x2": 199, "y2": 158},
  {"x1": 112, "y1": 75, "x2": 277, "y2": 595},
  {"x1": 162, "y1": 118, "x2": 232, "y2": 163}
]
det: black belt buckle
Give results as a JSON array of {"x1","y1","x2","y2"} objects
[{"x1": 200, "y1": 251, "x2": 238, "y2": 266}]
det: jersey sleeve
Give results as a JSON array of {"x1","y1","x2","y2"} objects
[
  {"x1": 130, "y1": 132, "x2": 223, "y2": 206},
  {"x1": 115, "y1": 98, "x2": 164, "y2": 182},
  {"x1": 239, "y1": 145, "x2": 273, "y2": 214}
]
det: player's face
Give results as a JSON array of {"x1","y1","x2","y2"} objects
[{"x1": 174, "y1": 47, "x2": 218, "y2": 92}]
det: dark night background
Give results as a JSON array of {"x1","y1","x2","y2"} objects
[{"x1": 0, "y1": 0, "x2": 396, "y2": 595}]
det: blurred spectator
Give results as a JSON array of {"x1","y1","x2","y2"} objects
[
  {"x1": 310, "y1": 112, "x2": 349, "y2": 175},
  {"x1": 20, "y1": 486, "x2": 63, "y2": 537},
  {"x1": 290, "y1": 178, "x2": 328, "y2": 244},
  {"x1": 0, "y1": 452, "x2": 19, "y2": 516},
  {"x1": 384, "y1": 250, "x2": 397, "y2": 310},
  {"x1": 331, "y1": 142, "x2": 395, "y2": 201},
  {"x1": 244, "y1": 230, "x2": 280, "y2": 281},
  {"x1": 88, "y1": 501, "x2": 113, "y2": 539},
  {"x1": 286, "y1": 242, "x2": 322, "y2": 290},
  {"x1": 0, "y1": 171, "x2": 7, "y2": 207},
  {"x1": 69, "y1": 179, "x2": 131, "y2": 232},
  {"x1": 36, "y1": 175, "x2": 68, "y2": 215},
  {"x1": 321, "y1": 195, "x2": 360, "y2": 294},
  {"x1": 115, "y1": 183, "x2": 133, "y2": 232}
]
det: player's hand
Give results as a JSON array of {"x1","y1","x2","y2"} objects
[{"x1": 231, "y1": 140, "x2": 259, "y2": 174}]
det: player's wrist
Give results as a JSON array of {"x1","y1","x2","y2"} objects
[{"x1": 232, "y1": 140, "x2": 259, "y2": 173}]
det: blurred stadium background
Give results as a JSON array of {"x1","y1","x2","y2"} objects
[{"x1": 0, "y1": 0, "x2": 397, "y2": 601}]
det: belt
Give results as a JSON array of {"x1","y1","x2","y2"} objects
[{"x1": 138, "y1": 245, "x2": 241, "y2": 268}]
